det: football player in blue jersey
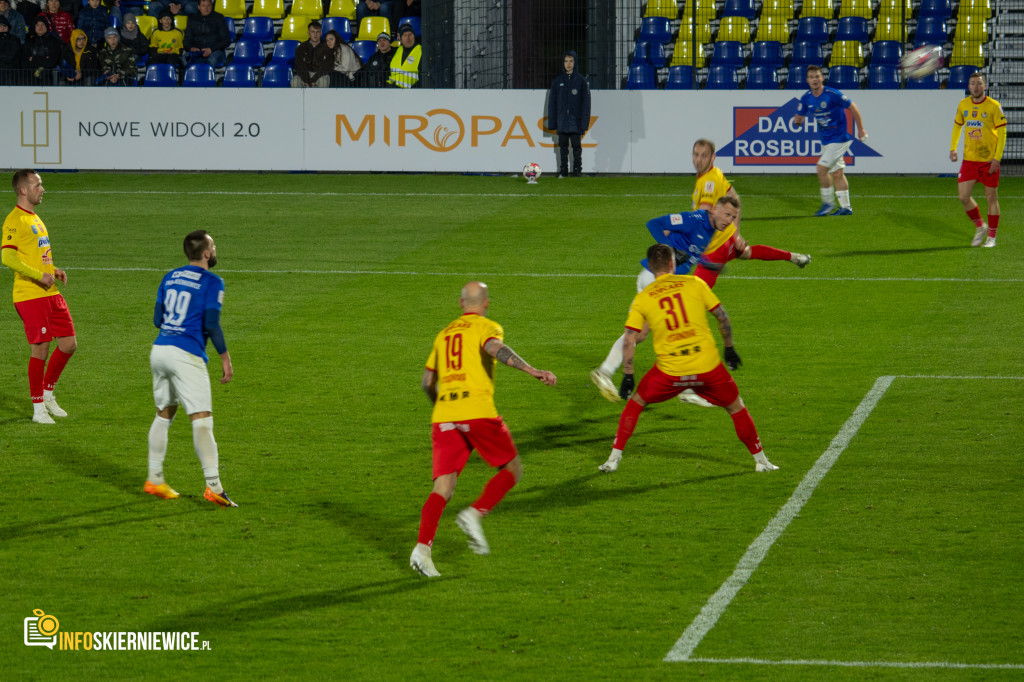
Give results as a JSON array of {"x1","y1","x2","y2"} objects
[
  {"x1": 792, "y1": 65, "x2": 868, "y2": 217},
  {"x1": 144, "y1": 229, "x2": 238, "y2": 508}
]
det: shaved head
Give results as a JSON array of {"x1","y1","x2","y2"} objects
[{"x1": 460, "y1": 281, "x2": 489, "y2": 312}]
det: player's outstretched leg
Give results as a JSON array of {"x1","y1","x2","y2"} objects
[
  {"x1": 591, "y1": 335, "x2": 625, "y2": 402},
  {"x1": 728, "y1": 406, "x2": 778, "y2": 472},
  {"x1": 602, "y1": 399, "x2": 644, "y2": 472},
  {"x1": 412, "y1": 491, "x2": 447, "y2": 577}
]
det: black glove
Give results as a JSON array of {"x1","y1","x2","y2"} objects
[
  {"x1": 619, "y1": 373, "x2": 635, "y2": 400},
  {"x1": 723, "y1": 346, "x2": 741, "y2": 371}
]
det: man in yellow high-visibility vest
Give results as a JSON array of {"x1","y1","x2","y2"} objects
[{"x1": 387, "y1": 22, "x2": 421, "y2": 88}]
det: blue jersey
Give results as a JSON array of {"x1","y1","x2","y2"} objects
[
  {"x1": 153, "y1": 265, "x2": 225, "y2": 363},
  {"x1": 641, "y1": 210, "x2": 716, "y2": 275},
  {"x1": 797, "y1": 87, "x2": 852, "y2": 145}
]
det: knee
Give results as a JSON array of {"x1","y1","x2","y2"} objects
[{"x1": 60, "y1": 337, "x2": 77, "y2": 355}]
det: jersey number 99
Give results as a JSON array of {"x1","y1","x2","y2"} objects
[{"x1": 163, "y1": 289, "x2": 192, "y2": 326}]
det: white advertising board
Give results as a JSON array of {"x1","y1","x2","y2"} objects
[{"x1": 2, "y1": 87, "x2": 962, "y2": 174}]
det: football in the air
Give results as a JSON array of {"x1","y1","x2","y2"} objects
[
  {"x1": 523, "y1": 163, "x2": 542, "y2": 183},
  {"x1": 900, "y1": 45, "x2": 943, "y2": 80}
]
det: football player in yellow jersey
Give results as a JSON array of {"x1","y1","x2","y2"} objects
[
  {"x1": 599, "y1": 244, "x2": 777, "y2": 475},
  {"x1": 2, "y1": 170, "x2": 77, "y2": 424},
  {"x1": 950, "y1": 73, "x2": 1006, "y2": 248},
  {"x1": 411, "y1": 281, "x2": 557, "y2": 578}
]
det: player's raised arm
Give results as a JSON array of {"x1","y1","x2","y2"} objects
[{"x1": 484, "y1": 338, "x2": 557, "y2": 386}]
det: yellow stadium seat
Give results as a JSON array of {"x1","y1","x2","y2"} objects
[
  {"x1": 644, "y1": 0, "x2": 678, "y2": 19},
  {"x1": 280, "y1": 15, "x2": 312, "y2": 41},
  {"x1": 958, "y1": 0, "x2": 991, "y2": 20},
  {"x1": 681, "y1": 0, "x2": 716, "y2": 16},
  {"x1": 876, "y1": 0, "x2": 912, "y2": 22},
  {"x1": 874, "y1": 18, "x2": 907, "y2": 42},
  {"x1": 328, "y1": 0, "x2": 357, "y2": 20},
  {"x1": 357, "y1": 15, "x2": 391, "y2": 41},
  {"x1": 669, "y1": 38, "x2": 706, "y2": 67},
  {"x1": 800, "y1": 0, "x2": 833, "y2": 20},
  {"x1": 955, "y1": 18, "x2": 988, "y2": 43},
  {"x1": 950, "y1": 40, "x2": 985, "y2": 68},
  {"x1": 137, "y1": 15, "x2": 157, "y2": 39},
  {"x1": 830, "y1": 40, "x2": 863, "y2": 66},
  {"x1": 756, "y1": 16, "x2": 790, "y2": 43},
  {"x1": 760, "y1": 0, "x2": 795, "y2": 20},
  {"x1": 291, "y1": 0, "x2": 324, "y2": 19},
  {"x1": 174, "y1": 15, "x2": 188, "y2": 31},
  {"x1": 717, "y1": 16, "x2": 750, "y2": 43},
  {"x1": 216, "y1": 0, "x2": 247, "y2": 19},
  {"x1": 838, "y1": 0, "x2": 871, "y2": 19},
  {"x1": 678, "y1": 16, "x2": 713, "y2": 43},
  {"x1": 250, "y1": 0, "x2": 286, "y2": 20}
]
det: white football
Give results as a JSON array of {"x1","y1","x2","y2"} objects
[
  {"x1": 901, "y1": 45, "x2": 943, "y2": 80},
  {"x1": 522, "y1": 163, "x2": 542, "y2": 183}
]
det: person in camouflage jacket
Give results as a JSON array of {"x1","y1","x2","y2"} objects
[{"x1": 96, "y1": 27, "x2": 134, "y2": 84}]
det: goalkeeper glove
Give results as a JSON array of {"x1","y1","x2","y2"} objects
[
  {"x1": 723, "y1": 346, "x2": 741, "y2": 371},
  {"x1": 619, "y1": 373, "x2": 635, "y2": 400}
]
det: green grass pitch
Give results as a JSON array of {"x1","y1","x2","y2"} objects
[{"x1": 0, "y1": 172, "x2": 1021, "y2": 680}]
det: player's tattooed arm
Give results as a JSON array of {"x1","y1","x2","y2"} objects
[
  {"x1": 485, "y1": 339, "x2": 557, "y2": 386},
  {"x1": 622, "y1": 329, "x2": 639, "y2": 374},
  {"x1": 422, "y1": 369, "x2": 438, "y2": 403},
  {"x1": 712, "y1": 305, "x2": 734, "y2": 347}
]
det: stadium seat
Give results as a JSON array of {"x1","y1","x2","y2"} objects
[
  {"x1": 790, "y1": 41, "x2": 823, "y2": 66},
  {"x1": 137, "y1": 15, "x2": 157, "y2": 39},
  {"x1": 225, "y1": 16, "x2": 237, "y2": 38},
  {"x1": 251, "y1": 0, "x2": 286, "y2": 19},
  {"x1": 750, "y1": 41, "x2": 784, "y2": 68},
  {"x1": 868, "y1": 64, "x2": 899, "y2": 89},
  {"x1": 760, "y1": 0, "x2": 795, "y2": 21},
  {"x1": 640, "y1": 16, "x2": 672, "y2": 44},
  {"x1": 706, "y1": 65, "x2": 739, "y2": 89},
  {"x1": 907, "y1": 71, "x2": 939, "y2": 88},
  {"x1": 230, "y1": 38, "x2": 266, "y2": 66},
  {"x1": 717, "y1": 16, "x2": 750, "y2": 43},
  {"x1": 873, "y1": 18, "x2": 908, "y2": 43},
  {"x1": 877, "y1": 0, "x2": 913, "y2": 22},
  {"x1": 957, "y1": 0, "x2": 991, "y2": 20},
  {"x1": 175, "y1": 15, "x2": 187, "y2": 31},
  {"x1": 216, "y1": 0, "x2": 247, "y2": 20},
  {"x1": 681, "y1": 0, "x2": 716, "y2": 25},
  {"x1": 110, "y1": 15, "x2": 120, "y2": 28},
  {"x1": 632, "y1": 41, "x2": 649, "y2": 64},
  {"x1": 182, "y1": 62, "x2": 216, "y2": 87},
  {"x1": 830, "y1": 40, "x2": 864, "y2": 67},
  {"x1": 786, "y1": 64, "x2": 809, "y2": 88},
  {"x1": 755, "y1": 16, "x2": 789, "y2": 44},
  {"x1": 357, "y1": 16, "x2": 390, "y2": 41},
  {"x1": 947, "y1": 64, "x2": 975, "y2": 89},
  {"x1": 711, "y1": 41, "x2": 744, "y2": 67},
  {"x1": 143, "y1": 63, "x2": 177, "y2": 87},
  {"x1": 800, "y1": 0, "x2": 833, "y2": 20},
  {"x1": 646, "y1": 41, "x2": 667, "y2": 68},
  {"x1": 721, "y1": 0, "x2": 756, "y2": 20},
  {"x1": 838, "y1": 0, "x2": 871, "y2": 20},
  {"x1": 397, "y1": 16, "x2": 420, "y2": 37},
  {"x1": 261, "y1": 63, "x2": 293, "y2": 87},
  {"x1": 918, "y1": 0, "x2": 952, "y2": 19},
  {"x1": 949, "y1": 40, "x2": 984, "y2": 68},
  {"x1": 746, "y1": 64, "x2": 779, "y2": 89},
  {"x1": 328, "y1": 0, "x2": 357, "y2": 20},
  {"x1": 281, "y1": 15, "x2": 313, "y2": 41},
  {"x1": 242, "y1": 16, "x2": 276, "y2": 42},
  {"x1": 321, "y1": 16, "x2": 353, "y2": 41},
  {"x1": 915, "y1": 17, "x2": 948, "y2": 47},
  {"x1": 351, "y1": 40, "x2": 376, "y2": 63},
  {"x1": 836, "y1": 17, "x2": 868, "y2": 44},
  {"x1": 827, "y1": 64, "x2": 860, "y2": 88},
  {"x1": 669, "y1": 38, "x2": 705, "y2": 67},
  {"x1": 954, "y1": 18, "x2": 988, "y2": 44},
  {"x1": 270, "y1": 39, "x2": 299, "y2": 65},
  {"x1": 677, "y1": 17, "x2": 712, "y2": 45},
  {"x1": 626, "y1": 63, "x2": 657, "y2": 89},
  {"x1": 794, "y1": 17, "x2": 829, "y2": 45},
  {"x1": 665, "y1": 64, "x2": 695, "y2": 89},
  {"x1": 290, "y1": 0, "x2": 324, "y2": 19},
  {"x1": 870, "y1": 41, "x2": 903, "y2": 65},
  {"x1": 222, "y1": 63, "x2": 257, "y2": 86},
  {"x1": 644, "y1": 0, "x2": 678, "y2": 19}
]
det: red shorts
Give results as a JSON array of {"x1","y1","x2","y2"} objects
[
  {"x1": 14, "y1": 294, "x2": 75, "y2": 344},
  {"x1": 636, "y1": 363, "x2": 739, "y2": 407},
  {"x1": 431, "y1": 417, "x2": 518, "y2": 479},
  {"x1": 958, "y1": 160, "x2": 1000, "y2": 188},
  {"x1": 694, "y1": 237, "x2": 736, "y2": 288}
]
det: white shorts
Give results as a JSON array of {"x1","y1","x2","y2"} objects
[
  {"x1": 818, "y1": 140, "x2": 853, "y2": 172},
  {"x1": 151, "y1": 344, "x2": 213, "y2": 415},
  {"x1": 636, "y1": 268, "x2": 655, "y2": 292}
]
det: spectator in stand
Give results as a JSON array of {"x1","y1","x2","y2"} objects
[
  {"x1": 0, "y1": 15, "x2": 22, "y2": 83},
  {"x1": 183, "y1": 0, "x2": 229, "y2": 67},
  {"x1": 0, "y1": 0, "x2": 27, "y2": 45},
  {"x1": 291, "y1": 20, "x2": 331, "y2": 88},
  {"x1": 324, "y1": 29, "x2": 360, "y2": 87},
  {"x1": 60, "y1": 27, "x2": 98, "y2": 83},
  {"x1": 385, "y1": 21, "x2": 419, "y2": 88},
  {"x1": 356, "y1": 0, "x2": 392, "y2": 29},
  {"x1": 41, "y1": 0, "x2": 72, "y2": 43},
  {"x1": 390, "y1": 0, "x2": 419, "y2": 30},
  {"x1": 97, "y1": 24, "x2": 134, "y2": 84},
  {"x1": 149, "y1": 9, "x2": 183, "y2": 66},
  {"x1": 149, "y1": 0, "x2": 196, "y2": 18},
  {"x1": 358, "y1": 30, "x2": 391, "y2": 87},
  {"x1": 21, "y1": 14, "x2": 61, "y2": 82},
  {"x1": 15, "y1": 0, "x2": 41, "y2": 28},
  {"x1": 76, "y1": 0, "x2": 108, "y2": 46},
  {"x1": 119, "y1": 13, "x2": 149, "y2": 58}
]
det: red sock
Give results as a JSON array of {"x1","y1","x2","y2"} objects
[
  {"x1": 29, "y1": 356, "x2": 45, "y2": 402},
  {"x1": 472, "y1": 468, "x2": 516, "y2": 516},
  {"x1": 988, "y1": 214, "x2": 999, "y2": 238},
  {"x1": 417, "y1": 492, "x2": 448, "y2": 547},
  {"x1": 730, "y1": 407, "x2": 763, "y2": 455},
  {"x1": 748, "y1": 245, "x2": 791, "y2": 261},
  {"x1": 612, "y1": 399, "x2": 644, "y2": 451},
  {"x1": 966, "y1": 206, "x2": 983, "y2": 227},
  {"x1": 43, "y1": 348, "x2": 72, "y2": 392}
]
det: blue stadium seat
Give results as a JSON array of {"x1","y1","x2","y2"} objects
[
  {"x1": 794, "y1": 17, "x2": 829, "y2": 44},
  {"x1": 647, "y1": 42, "x2": 667, "y2": 68},
  {"x1": 947, "y1": 64, "x2": 975, "y2": 89},
  {"x1": 351, "y1": 40, "x2": 376, "y2": 63},
  {"x1": 665, "y1": 64, "x2": 695, "y2": 89},
  {"x1": 639, "y1": 16, "x2": 672, "y2": 44},
  {"x1": 143, "y1": 64, "x2": 177, "y2": 87},
  {"x1": 110, "y1": 15, "x2": 120, "y2": 28},
  {"x1": 706, "y1": 65, "x2": 739, "y2": 89},
  {"x1": 836, "y1": 17, "x2": 868, "y2": 43},
  {"x1": 918, "y1": 0, "x2": 952, "y2": 19},
  {"x1": 786, "y1": 64, "x2": 809, "y2": 89},
  {"x1": 242, "y1": 16, "x2": 276, "y2": 43},
  {"x1": 626, "y1": 63, "x2": 657, "y2": 89},
  {"x1": 871, "y1": 41, "x2": 903, "y2": 65},
  {"x1": 222, "y1": 64, "x2": 257, "y2": 87},
  {"x1": 270, "y1": 40, "x2": 300, "y2": 66},
  {"x1": 750, "y1": 41, "x2": 784, "y2": 68},
  {"x1": 915, "y1": 17, "x2": 948, "y2": 47},
  {"x1": 746, "y1": 65, "x2": 780, "y2": 89},
  {"x1": 868, "y1": 64, "x2": 899, "y2": 88},
  {"x1": 261, "y1": 63, "x2": 293, "y2": 87},
  {"x1": 398, "y1": 16, "x2": 420, "y2": 37},
  {"x1": 182, "y1": 62, "x2": 217, "y2": 87},
  {"x1": 711, "y1": 41, "x2": 745, "y2": 67},
  {"x1": 907, "y1": 71, "x2": 939, "y2": 88},
  {"x1": 632, "y1": 41, "x2": 649, "y2": 64},
  {"x1": 790, "y1": 41, "x2": 824, "y2": 66},
  {"x1": 225, "y1": 16, "x2": 236, "y2": 38},
  {"x1": 321, "y1": 16, "x2": 352, "y2": 42},
  {"x1": 231, "y1": 39, "x2": 266, "y2": 67},
  {"x1": 828, "y1": 65, "x2": 860, "y2": 88},
  {"x1": 722, "y1": 0, "x2": 756, "y2": 19}
]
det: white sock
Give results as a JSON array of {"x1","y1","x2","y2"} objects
[
  {"x1": 43, "y1": 389, "x2": 55, "y2": 402},
  {"x1": 147, "y1": 416, "x2": 173, "y2": 484},
  {"x1": 820, "y1": 187, "x2": 834, "y2": 204},
  {"x1": 192, "y1": 416, "x2": 223, "y2": 493},
  {"x1": 836, "y1": 189, "x2": 851, "y2": 209},
  {"x1": 33, "y1": 402, "x2": 47, "y2": 414},
  {"x1": 599, "y1": 334, "x2": 625, "y2": 377}
]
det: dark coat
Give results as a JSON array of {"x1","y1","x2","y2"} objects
[
  {"x1": 358, "y1": 47, "x2": 391, "y2": 87},
  {"x1": 547, "y1": 50, "x2": 591, "y2": 135},
  {"x1": 21, "y1": 24, "x2": 62, "y2": 68},
  {"x1": 76, "y1": 5, "x2": 108, "y2": 45},
  {"x1": 183, "y1": 10, "x2": 231, "y2": 52},
  {"x1": 0, "y1": 29, "x2": 21, "y2": 70},
  {"x1": 293, "y1": 38, "x2": 333, "y2": 84}
]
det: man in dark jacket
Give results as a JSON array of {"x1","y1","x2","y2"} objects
[
  {"x1": 21, "y1": 14, "x2": 61, "y2": 83},
  {"x1": 291, "y1": 20, "x2": 332, "y2": 87},
  {"x1": 547, "y1": 50, "x2": 592, "y2": 177},
  {"x1": 0, "y1": 0, "x2": 27, "y2": 44},
  {"x1": 0, "y1": 14, "x2": 22, "y2": 84},
  {"x1": 183, "y1": 0, "x2": 230, "y2": 66},
  {"x1": 357, "y1": 31, "x2": 392, "y2": 88}
]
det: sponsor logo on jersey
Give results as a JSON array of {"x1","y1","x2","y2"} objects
[
  {"x1": 37, "y1": 237, "x2": 49, "y2": 248},
  {"x1": 670, "y1": 214, "x2": 683, "y2": 225}
]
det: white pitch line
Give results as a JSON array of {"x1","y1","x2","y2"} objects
[{"x1": 687, "y1": 657, "x2": 1024, "y2": 670}]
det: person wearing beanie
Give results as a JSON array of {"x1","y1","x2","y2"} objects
[
  {"x1": 386, "y1": 21, "x2": 420, "y2": 88},
  {"x1": 148, "y1": 8, "x2": 184, "y2": 67},
  {"x1": 118, "y1": 13, "x2": 149, "y2": 57},
  {"x1": 20, "y1": 14, "x2": 61, "y2": 82},
  {"x1": 97, "y1": 25, "x2": 134, "y2": 84}
]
